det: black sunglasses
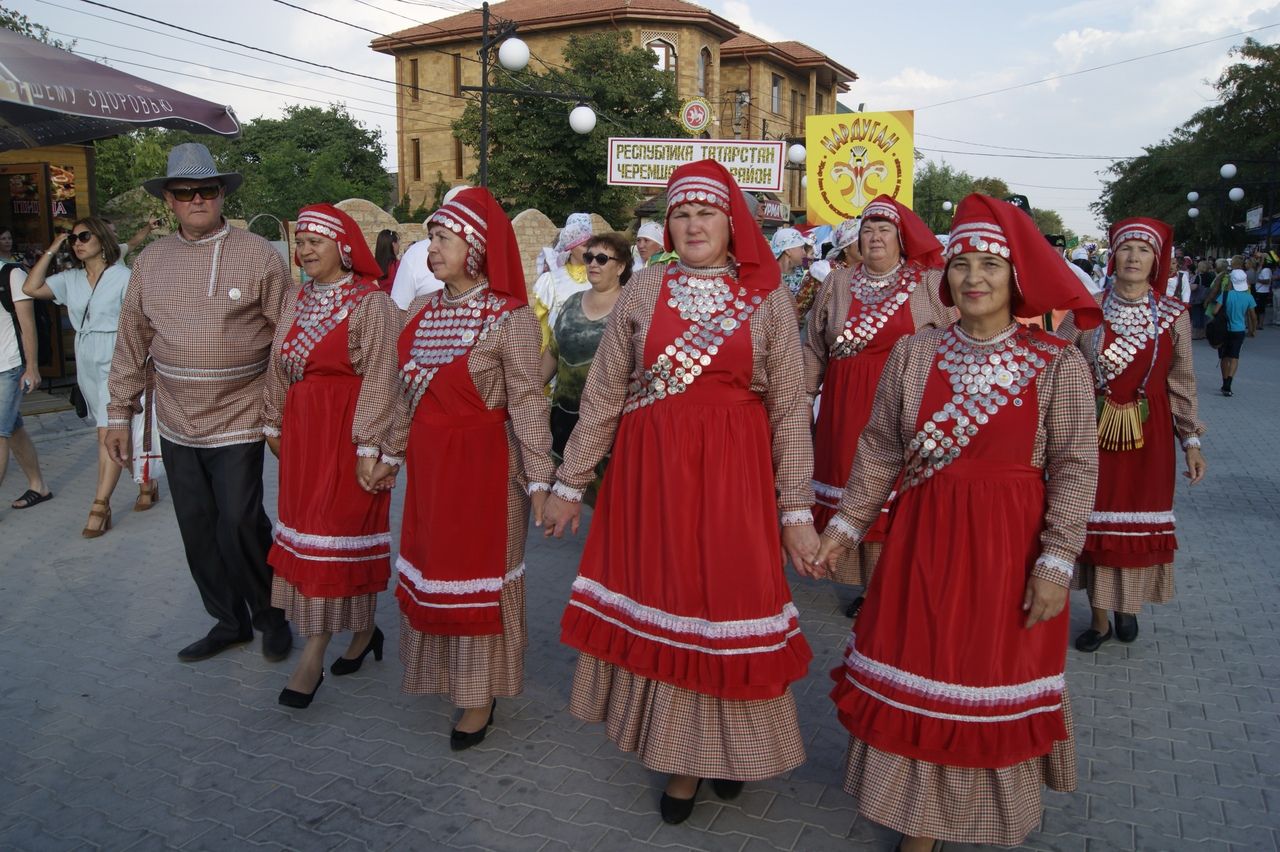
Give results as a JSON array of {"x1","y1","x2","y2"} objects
[
  {"x1": 168, "y1": 184, "x2": 222, "y2": 202},
  {"x1": 583, "y1": 252, "x2": 618, "y2": 266},
  {"x1": 69, "y1": 231, "x2": 94, "y2": 244}
]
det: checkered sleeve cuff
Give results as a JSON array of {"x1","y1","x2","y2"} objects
[
  {"x1": 526, "y1": 482, "x2": 551, "y2": 495},
  {"x1": 1180, "y1": 436, "x2": 1201, "y2": 450},
  {"x1": 824, "y1": 515, "x2": 863, "y2": 548},
  {"x1": 1032, "y1": 553, "x2": 1075, "y2": 586},
  {"x1": 262, "y1": 424, "x2": 282, "y2": 438},
  {"x1": 780, "y1": 509, "x2": 813, "y2": 527},
  {"x1": 551, "y1": 481, "x2": 584, "y2": 503}
]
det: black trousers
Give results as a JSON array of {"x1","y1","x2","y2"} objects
[{"x1": 160, "y1": 438, "x2": 286, "y2": 641}]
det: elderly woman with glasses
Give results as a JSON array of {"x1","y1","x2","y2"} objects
[
  {"x1": 816, "y1": 194, "x2": 1100, "y2": 850},
  {"x1": 804, "y1": 196, "x2": 952, "y2": 618},
  {"x1": 542, "y1": 159, "x2": 819, "y2": 825},
  {"x1": 541, "y1": 232, "x2": 630, "y2": 504},
  {"x1": 378, "y1": 187, "x2": 553, "y2": 750},
  {"x1": 23, "y1": 217, "x2": 138, "y2": 536}
]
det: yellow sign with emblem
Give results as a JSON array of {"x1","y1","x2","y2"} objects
[{"x1": 805, "y1": 111, "x2": 914, "y2": 226}]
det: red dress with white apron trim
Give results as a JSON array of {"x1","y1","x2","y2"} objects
[
  {"x1": 1081, "y1": 292, "x2": 1183, "y2": 567},
  {"x1": 269, "y1": 284, "x2": 392, "y2": 596},
  {"x1": 831, "y1": 325, "x2": 1070, "y2": 769},
  {"x1": 560, "y1": 269, "x2": 813, "y2": 701},
  {"x1": 811, "y1": 267, "x2": 922, "y2": 536},
  {"x1": 395, "y1": 293, "x2": 515, "y2": 637}
]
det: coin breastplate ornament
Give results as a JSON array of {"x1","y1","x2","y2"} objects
[
  {"x1": 904, "y1": 325, "x2": 1052, "y2": 488},
  {"x1": 279, "y1": 274, "x2": 361, "y2": 383},
  {"x1": 830, "y1": 265, "x2": 920, "y2": 360},
  {"x1": 623, "y1": 265, "x2": 761, "y2": 415},
  {"x1": 401, "y1": 286, "x2": 509, "y2": 411}
]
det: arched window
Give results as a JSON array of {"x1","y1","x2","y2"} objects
[
  {"x1": 647, "y1": 38, "x2": 676, "y2": 73},
  {"x1": 697, "y1": 47, "x2": 711, "y2": 96}
]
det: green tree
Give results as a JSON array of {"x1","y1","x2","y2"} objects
[
  {"x1": 454, "y1": 31, "x2": 684, "y2": 223},
  {"x1": 1096, "y1": 39, "x2": 1280, "y2": 251},
  {"x1": 970, "y1": 176, "x2": 1011, "y2": 198},
  {"x1": 1031, "y1": 207, "x2": 1074, "y2": 243},
  {"x1": 94, "y1": 106, "x2": 388, "y2": 237},
  {"x1": 914, "y1": 160, "x2": 974, "y2": 232},
  {"x1": 0, "y1": 3, "x2": 73, "y2": 48}
]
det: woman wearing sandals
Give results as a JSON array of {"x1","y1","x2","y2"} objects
[
  {"x1": 379, "y1": 188, "x2": 553, "y2": 749},
  {"x1": 543, "y1": 160, "x2": 820, "y2": 825},
  {"x1": 1071, "y1": 218, "x2": 1207, "y2": 652},
  {"x1": 816, "y1": 194, "x2": 1100, "y2": 850},
  {"x1": 22, "y1": 217, "x2": 150, "y2": 536},
  {"x1": 262, "y1": 204, "x2": 401, "y2": 708}
]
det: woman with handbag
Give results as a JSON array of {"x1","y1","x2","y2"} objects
[
  {"x1": 1071, "y1": 218, "x2": 1207, "y2": 651},
  {"x1": 23, "y1": 217, "x2": 153, "y2": 536}
]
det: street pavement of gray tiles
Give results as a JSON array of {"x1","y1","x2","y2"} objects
[{"x1": 1, "y1": 329, "x2": 1277, "y2": 851}]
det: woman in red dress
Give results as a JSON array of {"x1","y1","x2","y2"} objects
[
  {"x1": 541, "y1": 160, "x2": 821, "y2": 825},
  {"x1": 1072, "y1": 218, "x2": 1207, "y2": 651},
  {"x1": 816, "y1": 194, "x2": 1101, "y2": 849},
  {"x1": 263, "y1": 204, "x2": 401, "y2": 709},
  {"x1": 380, "y1": 188, "x2": 553, "y2": 749},
  {"x1": 804, "y1": 196, "x2": 952, "y2": 617}
]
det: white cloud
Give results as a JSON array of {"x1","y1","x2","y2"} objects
[{"x1": 716, "y1": 1, "x2": 786, "y2": 42}]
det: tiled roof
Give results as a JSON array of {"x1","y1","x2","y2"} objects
[
  {"x1": 372, "y1": 0, "x2": 738, "y2": 51},
  {"x1": 721, "y1": 32, "x2": 857, "y2": 83}
]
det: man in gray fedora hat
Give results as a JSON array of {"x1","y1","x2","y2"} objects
[{"x1": 107, "y1": 142, "x2": 294, "y2": 663}]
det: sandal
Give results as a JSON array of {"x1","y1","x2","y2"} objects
[
  {"x1": 83, "y1": 499, "x2": 112, "y2": 539},
  {"x1": 134, "y1": 481, "x2": 161, "y2": 512},
  {"x1": 11, "y1": 489, "x2": 53, "y2": 509}
]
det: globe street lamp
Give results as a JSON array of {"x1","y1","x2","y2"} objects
[
  {"x1": 1186, "y1": 191, "x2": 1199, "y2": 203},
  {"x1": 1220, "y1": 163, "x2": 1238, "y2": 180}
]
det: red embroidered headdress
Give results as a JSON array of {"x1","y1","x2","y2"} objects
[
  {"x1": 1107, "y1": 217, "x2": 1173, "y2": 288},
  {"x1": 295, "y1": 204, "x2": 382, "y2": 280},
  {"x1": 861, "y1": 195, "x2": 944, "y2": 270},
  {"x1": 427, "y1": 187, "x2": 527, "y2": 307}
]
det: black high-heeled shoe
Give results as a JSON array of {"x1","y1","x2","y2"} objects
[
  {"x1": 450, "y1": 699, "x2": 496, "y2": 751},
  {"x1": 659, "y1": 778, "x2": 703, "y2": 824},
  {"x1": 330, "y1": 626, "x2": 384, "y2": 676},
  {"x1": 278, "y1": 673, "x2": 324, "y2": 709},
  {"x1": 710, "y1": 779, "x2": 744, "y2": 800}
]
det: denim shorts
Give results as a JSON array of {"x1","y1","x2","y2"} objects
[{"x1": 0, "y1": 364, "x2": 24, "y2": 438}]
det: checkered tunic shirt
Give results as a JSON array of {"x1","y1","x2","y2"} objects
[
  {"x1": 107, "y1": 225, "x2": 293, "y2": 447},
  {"x1": 826, "y1": 326, "x2": 1098, "y2": 587},
  {"x1": 803, "y1": 263, "x2": 952, "y2": 397},
  {"x1": 555, "y1": 265, "x2": 815, "y2": 514},
  {"x1": 262, "y1": 287, "x2": 402, "y2": 454}
]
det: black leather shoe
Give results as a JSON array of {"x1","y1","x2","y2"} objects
[
  {"x1": 331, "y1": 626, "x2": 384, "y2": 676},
  {"x1": 1114, "y1": 613, "x2": 1139, "y2": 643},
  {"x1": 844, "y1": 596, "x2": 865, "y2": 619},
  {"x1": 450, "y1": 700, "x2": 496, "y2": 751},
  {"x1": 710, "y1": 779, "x2": 744, "y2": 800},
  {"x1": 278, "y1": 673, "x2": 324, "y2": 709},
  {"x1": 659, "y1": 779, "x2": 702, "y2": 824},
  {"x1": 1074, "y1": 625, "x2": 1113, "y2": 653},
  {"x1": 262, "y1": 624, "x2": 293, "y2": 662},
  {"x1": 177, "y1": 633, "x2": 252, "y2": 662}
]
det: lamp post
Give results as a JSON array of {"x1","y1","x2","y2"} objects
[{"x1": 460, "y1": 2, "x2": 596, "y2": 187}]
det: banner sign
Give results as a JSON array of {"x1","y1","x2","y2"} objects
[
  {"x1": 607, "y1": 138, "x2": 785, "y2": 192},
  {"x1": 1246, "y1": 205, "x2": 1263, "y2": 230},
  {"x1": 805, "y1": 111, "x2": 914, "y2": 226}
]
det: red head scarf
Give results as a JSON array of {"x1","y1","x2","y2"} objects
[
  {"x1": 294, "y1": 204, "x2": 381, "y2": 281},
  {"x1": 942, "y1": 193, "x2": 1102, "y2": 329},
  {"x1": 1106, "y1": 217, "x2": 1173, "y2": 288},
  {"x1": 664, "y1": 159, "x2": 780, "y2": 292},
  {"x1": 860, "y1": 195, "x2": 945, "y2": 270},
  {"x1": 427, "y1": 187, "x2": 527, "y2": 307}
]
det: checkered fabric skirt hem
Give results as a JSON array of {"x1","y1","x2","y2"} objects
[
  {"x1": 841, "y1": 689, "x2": 1077, "y2": 846},
  {"x1": 1074, "y1": 562, "x2": 1174, "y2": 613},
  {"x1": 270, "y1": 576, "x2": 376, "y2": 637},
  {"x1": 568, "y1": 654, "x2": 806, "y2": 781},
  {"x1": 398, "y1": 576, "x2": 527, "y2": 707},
  {"x1": 832, "y1": 541, "x2": 882, "y2": 587}
]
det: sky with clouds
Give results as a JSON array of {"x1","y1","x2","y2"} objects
[{"x1": 10, "y1": 0, "x2": 1280, "y2": 234}]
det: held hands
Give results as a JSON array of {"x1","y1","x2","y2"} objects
[
  {"x1": 265, "y1": 434, "x2": 281, "y2": 457},
  {"x1": 530, "y1": 490, "x2": 548, "y2": 527},
  {"x1": 105, "y1": 428, "x2": 131, "y2": 466},
  {"x1": 542, "y1": 493, "x2": 581, "y2": 538},
  {"x1": 1183, "y1": 446, "x2": 1206, "y2": 485},
  {"x1": 357, "y1": 458, "x2": 399, "y2": 493},
  {"x1": 1022, "y1": 575, "x2": 1067, "y2": 629},
  {"x1": 813, "y1": 534, "x2": 848, "y2": 577},
  {"x1": 782, "y1": 524, "x2": 825, "y2": 579}
]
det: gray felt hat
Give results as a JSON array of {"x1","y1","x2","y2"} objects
[{"x1": 143, "y1": 143, "x2": 243, "y2": 198}]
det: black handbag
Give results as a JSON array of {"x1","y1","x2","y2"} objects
[{"x1": 70, "y1": 384, "x2": 88, "y2": 418}]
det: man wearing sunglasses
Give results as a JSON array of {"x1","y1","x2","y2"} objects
[{"x1": 106, "y1": 143, "x2": 294, "y2": 665}]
